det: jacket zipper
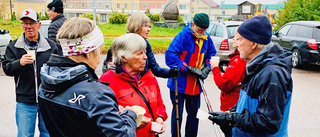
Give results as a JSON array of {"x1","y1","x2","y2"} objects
[{"x1": 118, "y1": 92, "x2": 134, "y2": 100}]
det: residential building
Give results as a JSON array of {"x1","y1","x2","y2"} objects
[{"x1": 1, "y1": 0, "x2": 48, "y2": 20}]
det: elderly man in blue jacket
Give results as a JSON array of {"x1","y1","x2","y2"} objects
[{"x1": 208, "y1": 15, "x2": 293, "y2": 137}]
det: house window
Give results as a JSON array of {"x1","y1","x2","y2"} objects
[
  {"x1": 152, "y1": 4, "x2": 156, "y2": 8},
  {"x1": 68, "y1": 3, "x2": 72, "y2": 8},
  {"x1": 82, "y1": 3, "x2": 85, "y2": 8},
  {"x1": 105, "y1": 4, "x2": 109, "y2": 8},
  {"x1": 143, "y1": 4, "x2": 147, "y2": 9},
  {"x1": 132, "y1": 4, "x2": 135, "y2": 9},
  {"x1": 124, "y1": 4, "x2": 127, "y2": 9},
  {"x1": 12, "y1": 3, "x2": 14, "y2": 9},
  {"x1": 75, "y1": 3, "x2": 78, "y2": 8},
  {"x1": 117, "y1": 3, "x2": 120, "y2": 8}
]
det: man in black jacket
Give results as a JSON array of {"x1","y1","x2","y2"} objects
[
  {"x1": 2, "y1": 8, "x2": 61, "y2": 137},
  {"x1": 47, "y1": 0, "x2": 66, "y2": 52}
]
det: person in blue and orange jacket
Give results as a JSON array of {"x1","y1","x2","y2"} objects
[{"x1": 165, "y1": 13, "x2": 216, "y2": 137}]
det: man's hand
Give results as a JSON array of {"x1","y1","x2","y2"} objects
[
  {"x1": 185, "y1": 65, "x2": 202, "y2": 77},
  {"x1": 169, "y1": 67, "x2": 179, "y2": 78},
  {"x1": 199, "y1": 64, "x2": 211, "y2": 79},
  {"x1": 208, "y1": 111, "x2": 239, "y2": 134},
  {"x1": 20, "y1": 54, "x2": 34, "y2": 66}
]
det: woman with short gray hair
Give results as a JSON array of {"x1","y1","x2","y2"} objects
[
  {"x1": 104, "y1": 13, "x2": 179, "y2": 78},
  {"x1": 100, "y1": 33, "x2": 168, "y2": 137}
]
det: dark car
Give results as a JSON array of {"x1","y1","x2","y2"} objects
[
  {"x1": 206, "y1": 20, "x2": 242, "y2": 72},
  {"x1": 272, "y1": 21, "x2": 320, "y2": 68}
]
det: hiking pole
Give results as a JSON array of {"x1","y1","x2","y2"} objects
[
  {"x1": 198, "y1": 78, "x2": 222, "y2": 137},
  {"x1": 173, "y1": 66, "x2": 180, "y2": 137}
]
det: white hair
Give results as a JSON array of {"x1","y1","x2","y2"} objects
[{"x1": 112, "y1": 33, "x2": 146, "y2": 64}]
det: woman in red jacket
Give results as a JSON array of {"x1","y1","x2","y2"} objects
[
  {"x1": 99, "y1": 33, "x2": 167, "y2": 137},
  {"x1": 210, "y1": 30, "x2": 246, "y2": 112}
]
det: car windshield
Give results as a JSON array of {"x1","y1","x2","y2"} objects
[{"x1": 227, "y1": 26, "x2": 239, "y2": 39}]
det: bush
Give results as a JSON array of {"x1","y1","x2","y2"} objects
[
  {"x1": 177, "y1": 15, "x2": 184, "y2": 23},
  {"x1": 147, "y1": 13, "x2": 161, "y2": 23},
  {"x1": 10, "y1": 12, "x2": 16, "y2": 21},
  {"x1": 38, "y1": 12, "x2": 49, "y2": 20},
  {"x1": 80, "y1": 13, "x2": 99, "y2": 21},
  {"x1": 109, "y1": 12, "x2": 128, "y2": 24}
]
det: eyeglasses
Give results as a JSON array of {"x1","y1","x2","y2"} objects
[
  {"x1": 141, "y1": 24, "x2": 152, "y2": 29},
  {"x1": 21, "y1": 22, "x2": 38, "y2": 27}
]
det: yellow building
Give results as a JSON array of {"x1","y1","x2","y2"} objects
[
  {"x1": 1, "y1": 0, "x2": 49, "y2": 20},
  {"x1": 112, "y1": 0, "x2": 140, "y2": 15}
]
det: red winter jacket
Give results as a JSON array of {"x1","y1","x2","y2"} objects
[
  {"x1": 212, "y1": 50, "x2": 246, "y2": 111},
  {"x1": 99, "y1": 66, "x2": 168, "y2": 137}
]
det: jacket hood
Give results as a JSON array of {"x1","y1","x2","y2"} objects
[
  {"x1": 246, "y1": 42, "x2": 292, "y2": 77},
  {"x1": 40, "y1": 54, "x2": 98, "y2": 98}
]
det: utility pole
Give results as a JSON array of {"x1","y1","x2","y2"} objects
[
  {"x1": 93, "y1": 0, "x2": 96, "y2": 22},
  {"x1": 131, "y1": 0, "x2": 133, "y2": 15},
  {"x1": 10, "y1": 0, "x2": 12, "y2": 19},
  {"x1": 208, "y1": 0, "x2": 211, "y2": 19}
]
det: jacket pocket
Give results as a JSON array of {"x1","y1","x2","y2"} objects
[{"x1": 118, "y1": 91, "x2": 134, "y2": 100}]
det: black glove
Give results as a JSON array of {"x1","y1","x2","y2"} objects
[
  {"x1": 185, "y1": 65, "x2": 202, "y2": 77},
  {"x1": 199, "y1": 64, "x2": 211, "y2": 79},
  {"x1": 169, "y1": 67, "x2": 180, "y2": 78},
  {"x1": 208, "y1": 112, "x2": 239, "y2": 134}
]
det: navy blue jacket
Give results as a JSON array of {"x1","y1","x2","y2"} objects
[
  {"x1": 48, "y1": 14, "x2": 66, "y2": 44},
  {"x1": 105, "y1": 39, "x2": 170, "y2": 78},
  {"x1": 38, "y1": 55, "x2": 137, "y2": 137},
  {"x1": 233, "y1": 43, "x2": 293, "y2": 137}
]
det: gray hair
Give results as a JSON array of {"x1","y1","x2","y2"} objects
[
  {"x1": 127, "y1": 13, "x2": 151, "y2": 34},
  {"x1": 112, "y1": 33, "x2": 146, "y2": 64},
  {"x1": 257, "y1": 43, "x2": 266, "y2": 49}
]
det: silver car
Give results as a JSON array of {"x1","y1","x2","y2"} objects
[
  {"x1": 39, "y1": 20, "x2": 51, "y2": 38},
  {"x1": 0, "y1": 29, "x2": 12, "y2": 66},
  {"x1": 206, "y1": 20, "x2": 242, "y2": 72}
]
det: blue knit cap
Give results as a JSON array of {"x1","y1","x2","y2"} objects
[{"x1": 237, "y1": 15, "x2": 272, "y2": 44}]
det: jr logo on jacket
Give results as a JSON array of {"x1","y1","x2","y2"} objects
[{"x1": 69, "y1": 93, "x2": 85, "y2": 105}]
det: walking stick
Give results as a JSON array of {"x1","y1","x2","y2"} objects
[
  {"x1": 173, "y1": 66, "x2": 180, "y2": 137},
  {"x1": 198, "y1": 78, "x2": 222, "y2": 137}
]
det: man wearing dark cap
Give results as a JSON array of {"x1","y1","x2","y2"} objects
[
  {"x1": 47, "y1": 0, "x2": 66, "y2": 52},
  {"x1": 165, "y1": 13, "x2": 216, "y2": 137},
  {"x1": 208, "y1": 15, "x2": 293, "y2": 137},
  {"x1": 2, "y1": 8, "x2": 61, "y2": 137}
]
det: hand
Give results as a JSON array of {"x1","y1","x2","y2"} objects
[
  {"x1": 118, "y1": 105, "x2": 125, "y2": 113},
  {"x1": 138, "y1": 116, "x2": 151, "y2": 128},
  {"x1": 20, "y1": 54, "x2": 34, "y2": 66},
  {"x1": 169, "y1": 67, "x2": 179, "y2": 78},
  {"x1": 210, "y1": 57, "x2": 220, "y2": 69},
  {"x1": 199, "y1": 64, "x2": 211, "y2": 79},
  {"x1": 208, "y1": 112, "x2": 239, "y2": 133},
  {"x1": 185, "y1": 65, "x2": 202, "y2": 77},
  {"x1": 155, "y1": 117, "x2": 166, "y2": 134}
]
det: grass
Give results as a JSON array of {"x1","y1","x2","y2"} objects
[{"x1": 2, "y1": 20, "x2": 182, "y2": 54}]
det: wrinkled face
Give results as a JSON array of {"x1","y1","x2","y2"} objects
[
  {"x1": 192, "y1": 23, "x2": 207, "y2": 36},
  {"x1": 139, "y1": 23, "x2": 151, "y2": 39},
  {"x1": 124, "y1": 49, "x2": 147, "y2": 73},
  {"x1": 47, "y1": 8, "x2": 58, "y2": 20},
  {"x1": 233, "y1": 32, "x2": 240, "y2": 49},
  {"x1": 87, "y1": 45, "x2": 103, "y2": 70},
  {"x1": 21, "y1": 18, "x2": 41, "y2": 40},
  {"x1": 237, "y1": 34, "x2": 254, "y2": 61}
]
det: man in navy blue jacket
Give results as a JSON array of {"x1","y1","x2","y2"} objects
[{"x1": 208, "y1": 15, "x2": 293, "y2": 137}]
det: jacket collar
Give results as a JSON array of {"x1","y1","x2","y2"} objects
[
  {"x1": 15, "y1": 33, "x2": 51, "y2": 52},
  {"x1": 52, "y1": 14, "x2": 65, "y2": 22}
]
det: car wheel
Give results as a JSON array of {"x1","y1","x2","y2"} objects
[{"x1": 292, "y1": 49, "x2": 302, "y2": 68}]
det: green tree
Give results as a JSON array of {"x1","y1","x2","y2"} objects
[
  {"x1": 275, "y1": 0, "x2": 320, "y2": 30},
  {"x1": 80, "y1": 13, "x2": 99, "y2": 21}
]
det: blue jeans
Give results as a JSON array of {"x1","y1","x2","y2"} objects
[
  {"x1": 170, "y1": 90, "x2": 200, "y2": 137},
  {"x1": 16, "y1": 102, "x2": 49, "y2": 137}
]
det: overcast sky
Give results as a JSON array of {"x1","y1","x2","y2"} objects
[{"x1": 212, "y1": 0, "x2": 285, "y2": 4}]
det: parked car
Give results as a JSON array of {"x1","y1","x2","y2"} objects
[
  {"x1": 39, "y1": 20, "x2": 51, "y2": 38},
  {"x1": 272, "y1": 21, "x2": 320, "y2": 68},
  {"x1": 0, "y1": 28, "x2": 12, "y2": 67},
  {"x1": 206, "y1": 20, "x2": 242, "y2": 72}
]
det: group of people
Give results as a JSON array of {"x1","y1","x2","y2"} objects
[{"x1": 2, "y1": 0, "x2": 293, "y2": 136}]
